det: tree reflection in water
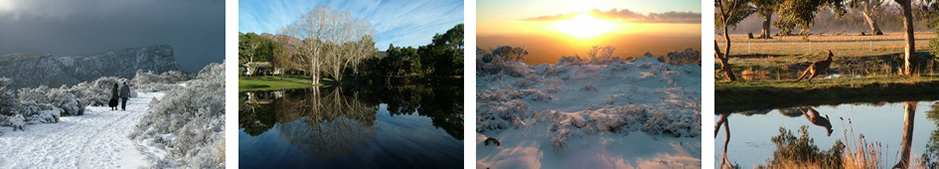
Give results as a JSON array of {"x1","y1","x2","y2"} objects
[
  {"x1": 239, "y1": 84, "x2": 463, "y2": 160},
  {"x1": 893, "y1": 102, "x2": 915, "y2": 168},
  {"x1": 922, "y1": 101, "x2": 939, "y2": 168},
  {"x1": 717, "y1": 102, "x2": 927, "y2": 168},
  {"x1": 350, "y1": 84, "x2": 463, "y2": 140}
]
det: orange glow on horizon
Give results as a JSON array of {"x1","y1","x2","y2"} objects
[{"x1": 551, "y1": 13, "x2": 618, "y2": 39}]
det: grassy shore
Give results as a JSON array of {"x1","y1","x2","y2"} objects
[
  {"x1": 716, "y1": 32, "x2": 939, "y2": 78},
  {"x1": 239, "y1": 76, "x2": 312, "y2": 92},
  {"x1": 716, "y1": 32, "x2": 935, "y2": 57},
  {"x1": 716, "y1": 75, "x2": 939, "y2": 112}
]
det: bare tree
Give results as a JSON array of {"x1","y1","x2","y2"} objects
[
  {"x1": 850, "y1": 0, "x2": 886, "y2": 35},
  {"x1": 279, "y1": 6, "x2": 375, "y2": 87}
]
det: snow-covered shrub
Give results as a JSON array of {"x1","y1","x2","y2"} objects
[
  {"x1": 536, "y1": 64, "x2": 565, "y2": 77},
  {"x1": 131, "y1": 70, "x2": 190, "y2": 85},
  {"x1": 519, "y1": 89, "x2": 552, "y2": 102},
  {"x1": 586, "y1": 46, "x2": 621, "y2": 64},
  {"x1": 69, "y1": 76, "x2": 132, "y2": 106},
  {"x1": 131, "y1": 70, "x2": 191, "y2": 92},
  {"x1": 14, "y1": 103, "x2": 60, "y2": 124},
  {"x1": 36, "y1": 108, "x2": 61, "y2": 123},
  {"x1": 131, "y1": 70, "x2": 160, "y2": 85},
  {"x1": 541, "y1": 78, "x2": 563, "y2": 93},
  {"x1": 47, "y1": 87, "x2": 85, "y2": 116},
  {"x1": 477, "y1": 100, "x2": 529, "y2": 133},
  {"x1": 550, "y1": 129, "x2": 570, "y2": 153},
  {"x1": 657, "y1": 48, "x2": 701, "y2": 65},
  {"x1": 130, "y1": 63, "x2": 224, "y2": 168},
  {"x1": 558, "y1": 55, "x2": 585, "y2": 65},
  {"x1": 17, "y1": 86, "x2": 51, "y2": 104},
  {"x1": 0, "y1": 78, "x2": 16, "y2": 116},
  {"x1": 558, "y1": 46, "x2": 625, "y2": 66},
  {"x1": 477, "y1": 46, "x2": 530, "y2": 77},
  {"x1": 9, "y1": 114, "x2": 25, "y2": 131}
]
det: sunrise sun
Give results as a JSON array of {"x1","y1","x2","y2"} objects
[{"x1": 552, "y1": 13, "x2": 616, "y2": 39}]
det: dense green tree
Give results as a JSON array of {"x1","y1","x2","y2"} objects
[
  {"x1": 238, "y1": 33, "x2": 276, "y2": 63},
  {"x1": 353, "y1": 24, "x2": 463, "y2": 84},
  {"x1": 773, "y1": 0, "x2": 846, "y2": 35},
  {"x1": 751, "y1": 0, "x2": 783, "y2": 38}
]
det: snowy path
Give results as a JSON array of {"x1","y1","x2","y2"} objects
[{"x1": 0, "y1": 92, "x2": 164, "y2": 168}]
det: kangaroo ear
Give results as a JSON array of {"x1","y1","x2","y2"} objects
[{"x1": 828, "y1": 50, "x2": 833, "y2": 56}]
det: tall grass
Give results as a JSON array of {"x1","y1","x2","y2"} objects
[
  {"x1": 760, "y1": 124, "x2": 884, "y2": 169},
  {"x1": 840, "y1": 123, "x2": 882, "y2": 168}
]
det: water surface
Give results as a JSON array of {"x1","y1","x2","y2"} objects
[
  {"x1": 239, "y1": 86, "x2": 463, "y2": 168},
  {"x1": 715, "y1": 100, "x2": 939, "y2": 168}
]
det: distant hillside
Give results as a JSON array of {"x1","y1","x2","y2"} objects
[{"x1": 0, "y1": 44, "x2": 181, "y2": 88}]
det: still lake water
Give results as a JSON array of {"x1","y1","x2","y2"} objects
[
  {"x1": 239, "y1": 87, "x2": 463, "y2": 168},
  {"x1": 715, "y1": 100, "x2": 939, "y2": 167}
]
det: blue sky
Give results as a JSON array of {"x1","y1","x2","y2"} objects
[{"x1": 240, "y1": 0, "x2": 464, "y2": 50}]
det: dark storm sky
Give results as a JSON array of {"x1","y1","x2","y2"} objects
[{"x1": 0, "y1": 0, "x2": 225, "y2": 72}]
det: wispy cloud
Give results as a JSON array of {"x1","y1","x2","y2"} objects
[
  {"x1": 522, "y1": 8, "x2": 700, "y2": 24},
  {"x1": 239, "y1": 0, "x2": 464, "y2": 50}
]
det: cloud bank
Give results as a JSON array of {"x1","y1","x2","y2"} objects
[
  {"x1": 523, "y1": 8, "x2": 700, "y2": 24},
  {"x1": 0, "y1": 0, "x2": 225, "y2": 72}
]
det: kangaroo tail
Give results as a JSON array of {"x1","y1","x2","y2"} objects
[{"x1": 795, "y1": 67, "x2": 811, "y2": 82}]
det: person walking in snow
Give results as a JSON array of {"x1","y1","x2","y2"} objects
[
  {"x1": 109, "y1": 83, "x2": 120, "y2": 110},
  {"x1": 120, "y1": 82, "x2": 131, "y2": 111}
]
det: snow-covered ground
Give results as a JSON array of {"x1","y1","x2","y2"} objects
[
  {"x1": 0, "y1": 92, "x2": 164, "y2": 168},
  {"x1": 476, "y1": 52, "x2": 702, "y2": 168}
]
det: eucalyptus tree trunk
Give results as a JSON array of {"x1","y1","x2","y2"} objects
[
  {"x1": 861, "y1": 11, "x2": 883, "y2": 35},
  {"x1": 760, "y1": 13, "x2": 772, "y2": 39},
  {"x1": 897, "y1": 0, "x2": 916, "y2": 75},
  {"x1": 717, "y1": 40, "x2": 737, "y2": 81}
]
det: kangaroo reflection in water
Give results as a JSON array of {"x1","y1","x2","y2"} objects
[
  {"x1": 894, "y1": 101, "x2": 916, "y2": 169},
  {"x1": 798, "y1": 107, "x2": 834, "y2": 137}
]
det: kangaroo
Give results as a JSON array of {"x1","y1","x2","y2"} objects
[
  {"x1": 795, "y1": 50, "x2": 834, "y2": 84},
  {"x1": 800, "y1": 107, "x2": 833, "y2": 136}
]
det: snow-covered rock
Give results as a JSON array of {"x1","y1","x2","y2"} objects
[{"x1": 0, "y1": 44, "x2": 181, "y2": 89}]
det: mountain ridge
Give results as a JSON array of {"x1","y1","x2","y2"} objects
[{"x1": 0, "y1": 44, "x2": 181, "y2": 88}]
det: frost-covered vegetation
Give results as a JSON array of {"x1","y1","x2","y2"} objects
[
  {"x1": 129, "y1": 63, "x2": 224, "y2": 168},
  {"x1": 0, "y1": 68, "x2": 191, "y2": 136},
  {"x1": 476, "y1": 45, "x2": 701, "y2": 152},
  {"x1": 132, "y1": 70, "x2": 191, "y2": 92}
]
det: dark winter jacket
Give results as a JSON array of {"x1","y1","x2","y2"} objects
[
  {"x1": 111, "y1": 85, "x2": 119, "y2": 99},
  {"x1": 120, "y1": 85, "x2": 130, "y2": 98}
]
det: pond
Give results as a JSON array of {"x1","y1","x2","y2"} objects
[
  {"x1": 238, "y1": 86, "x2": 463, "y2": 168},
  {"x1": 715, "y1": 100, "x2": 939, "y2": 168}
]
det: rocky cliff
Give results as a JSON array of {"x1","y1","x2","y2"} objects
[{"x1": 0, "y1": 44, "x2": 181, "y2": 88}]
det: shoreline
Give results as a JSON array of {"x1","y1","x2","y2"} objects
[{"x1": 716, "y1": 75, "x2": 939, "y2": 112}]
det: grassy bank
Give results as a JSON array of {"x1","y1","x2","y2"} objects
[
  {"x1": 715, "y1": 32, "x2": 935, "y2": 57},
  {"x1": 714, "y1": 32, "x2": 939, "y2": 80},
  {"x1": 716, "y1": 75, "x2": 939, "y2": 112},
  {"x1": 239, "y1": 76, "x2": 312, "y2": 91}
]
